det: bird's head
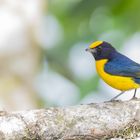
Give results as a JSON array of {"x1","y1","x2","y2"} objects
[{"x1": 86, "y1": 41, "x2": 116, "y2": 60}]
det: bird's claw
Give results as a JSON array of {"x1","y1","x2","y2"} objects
[{"x1": 131, "y1": 97, "x2": 138, "y2": 100}]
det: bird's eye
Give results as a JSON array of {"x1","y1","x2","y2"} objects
[
  {"x1": 97, "y1": 46, "x2": 102, "y2": 50},
  {"x1": 97, "y1": 46, "x2": 102, "y2": 55}
]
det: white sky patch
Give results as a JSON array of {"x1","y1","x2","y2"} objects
[
  {"x1": 5, "y1": 0, "x2": 42, "y2": 25},
  {"x1": 34, "y1": 67, "x2": 80, "y2": 106},
  {"x1": 0, "y1": 6, "x2": 30, "y2": 56},
  {"x1": 122, "y1": 33, "x2": 140, "y2": 63},
  {"x1": 69, "y1": 42, "x2": 96, "y2": 80},
  {"x1": 36, "y1": 15, "x2": 64, "y2": 49}
]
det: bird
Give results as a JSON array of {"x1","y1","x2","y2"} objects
[{"x1": 86, "y1": 41, "x2": 140, "y2": 100}]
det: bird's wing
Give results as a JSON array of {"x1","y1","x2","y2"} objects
[{"x1": 104, "y1": 59, "x2": 140, "y2": 78}]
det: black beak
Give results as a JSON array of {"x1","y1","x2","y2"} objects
[
  {"x1": 85, "y1": 48, "x2": 92, "y2": 52},
  {"x1": 85, "y1": 48, "x2": 89, "y2": 51}
]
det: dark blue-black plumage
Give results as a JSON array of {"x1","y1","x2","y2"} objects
[
  {"x1": 91, "y1": 41, "x2": 140, "y2": 84},
  {"x1": 105, "y1": 52, "x2": 140, "y2": 84}
]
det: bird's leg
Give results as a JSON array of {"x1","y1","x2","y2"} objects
[
  {"x1": 110, "y1": 91, "x2": 125, "y2": 101},
  {"x1": 132, "y1": 89, "x2": 137, "y2": 99}
]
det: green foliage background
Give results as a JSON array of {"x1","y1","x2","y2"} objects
[{"x1": 46, "y1": 0, "x2": 140, "y2": 103}]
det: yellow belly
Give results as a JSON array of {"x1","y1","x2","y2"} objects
[{"x1": 96, "y1": 59, "x2": 140, "y2": 91}]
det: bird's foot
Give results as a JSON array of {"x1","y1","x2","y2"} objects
[
  {"x1": 131, "y1": 96, "x2": 138, "y2": 100},
  {"x1": 109, "y1": 97, "x2": 116, "y2": 102},
  {"x1": 109, "y1": 99, "x2": 121, "y2": 102},
  {"x1": 88, "y1": 102, "x2": 96, "y2": 105}
]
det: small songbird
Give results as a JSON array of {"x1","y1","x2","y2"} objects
[{"x1": 86, "y1": 41, "x2": 140, "y2": 100}]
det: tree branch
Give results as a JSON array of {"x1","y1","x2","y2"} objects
[{"x1": 0, "y1": 99, "x2": 140, "y2": 139}]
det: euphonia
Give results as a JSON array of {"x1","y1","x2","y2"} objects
[{"x1": 86, "y1": 41, "x2": 140, "y2": 100}]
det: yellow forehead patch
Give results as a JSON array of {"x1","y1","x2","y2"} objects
[{"x1": 89, "y1": 41, "x2": 103, "y2": 49}]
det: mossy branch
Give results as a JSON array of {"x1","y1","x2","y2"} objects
[{"x1": 0, "y1": 99, "x2": 140, "y2": 139}]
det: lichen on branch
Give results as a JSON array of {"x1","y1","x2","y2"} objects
[{"x1": 0, "y1": 99, "x2": 140, "y2": 139}]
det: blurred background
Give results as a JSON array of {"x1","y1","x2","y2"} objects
[{"x1": 1, "y1": 0, "x2": 140, "y2": 110}]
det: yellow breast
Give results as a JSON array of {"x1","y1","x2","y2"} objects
[{"x1": 96, "y1": 59, "x2": 140, "y2": 91}]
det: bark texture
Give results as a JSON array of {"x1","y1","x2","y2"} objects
[{"x1": 0, "y1": 99, "x2": 140, "y2": 139}]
